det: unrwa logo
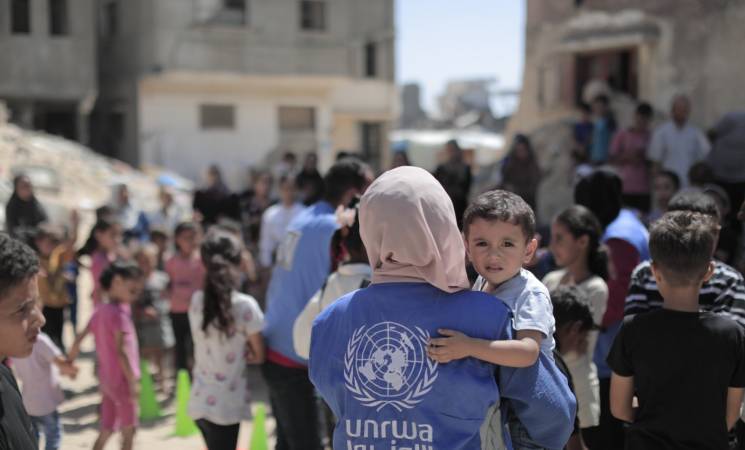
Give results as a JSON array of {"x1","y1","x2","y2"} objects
[{"x1": 344, "y1": 321, "x2": 438, "y2": 411}]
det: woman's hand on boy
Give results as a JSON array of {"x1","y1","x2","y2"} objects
[{"x1": 427, "y1": 329, "x2": 473, "y2": 363}]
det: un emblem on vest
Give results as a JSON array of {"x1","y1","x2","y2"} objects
[{"x1": 344, "y1": 321, "x2": 438, "y2": 411}]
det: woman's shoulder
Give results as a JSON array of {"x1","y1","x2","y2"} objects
[
  {"x1": 581, "y1": 275, "x2": 609, "y2": 297},
  {"x1": 542, "y1": 269, "x2": 566, "y2": 290}
]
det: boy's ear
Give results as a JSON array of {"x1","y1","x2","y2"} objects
[
  {"x1": 701, "y1": 261, "x2": 716, "y2": 283},
  {"x1": 650, "y1": 261, "x2": 664, "y2": 285},
  {"x1": 523, "y1": 237, "x2": 538, "y2": 264}
]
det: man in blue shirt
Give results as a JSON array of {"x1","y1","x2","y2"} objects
[{"x1": 262, "y1": 158, "x2": 371, "y2": 450}]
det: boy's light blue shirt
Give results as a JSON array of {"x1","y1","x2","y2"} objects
[{"x1": 474, "y1": 268, "x2": 556, "y2": 356}]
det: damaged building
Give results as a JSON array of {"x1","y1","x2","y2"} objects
[
  {"x1": 507, "y1": 0, "x2": 745, "y2": 223},
  {"x1": 510, "y1": 0, "x2": 745, "y2": 133}
]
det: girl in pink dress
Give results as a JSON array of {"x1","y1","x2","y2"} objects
[{"x1": 69, "y1": 261, "x2": 143, "y2": 450}]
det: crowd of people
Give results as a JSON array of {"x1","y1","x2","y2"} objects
[{"x1": 0, "y1": 93, "x2": 744, "y2": 450}]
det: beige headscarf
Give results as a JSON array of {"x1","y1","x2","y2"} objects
[{"x1": 359, "y1": 166, "x2": 470, "y2": 293}]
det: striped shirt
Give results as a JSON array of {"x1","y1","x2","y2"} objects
[{"x1": 624, "y1": 260, "x2": 745, "y2": 328}]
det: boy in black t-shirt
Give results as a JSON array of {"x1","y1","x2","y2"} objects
[
  {"x1": 0, "y1": 233, "x2": 47, "y2": 449},
  {"x1": 608, "y1": 211, "x2": 745, "y2": 450}
]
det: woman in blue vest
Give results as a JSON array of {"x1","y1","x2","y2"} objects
[{"x1": 309, "y1": 167, "x2": 514, "y2": 449}]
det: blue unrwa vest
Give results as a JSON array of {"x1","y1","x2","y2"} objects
[
  {"x1": 263, "y1": 201, "x2": 339, "y2": 363},
  {"x1": 310, "y1": 282, "x2": 512, "y2": 450}
]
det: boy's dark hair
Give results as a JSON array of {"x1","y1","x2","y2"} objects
[
  {"x1": 667, "y1": 190, "x2": 720, "y2": 221},
  {"x1": 149, "y1": 227, "x2": 169, "y2": 241},
  {"x1": 656, "y1": 170, "x2": 681, "y2": 192},
  {"x1": 593, "y1": 94, "x2": 610, "y2": 105},
  {"x1": 551, "y1": 285, "x2": 595, "y2": 332},
  {"x1": 174, "y1": 221, "x2": 199, "y2": 238},
  {"x1": 649, "y1": 211, "x2": 717, "y2": 285},
  {"x1": 574, "y1": 169, "x2": 622, "y2": 229},
  {"x1": 578, "y1": 102, "x2": 591, "y2": 114},
  {"x1": 463, "y1": 190, "x2": 536, "y2": 241},
  {"x1": 278, "y1": 174, "x2": 296, "y2": 187},
  {"x1": 0, "y1": 233, "x2": 40, "y2": 299},
  {"x1": 99, "y1": 260, "x2": 142, "y2": 290},
  {"x1": 636, "y1": 102, "x2": 653, "y2": 118},
  {"x1": 323, "y1": 158, "x2": 370, "y2": 206},
  {"x1": 688, "y1": 162, "x2": 715, "y2": 186}
]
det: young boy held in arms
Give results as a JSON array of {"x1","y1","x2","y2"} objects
[
  {"x1": 428, "y1": 190, "x2": 574, "y2": 449},
  {"x1": 608, "y1": 211, "x2": 745, "y2": 449}
]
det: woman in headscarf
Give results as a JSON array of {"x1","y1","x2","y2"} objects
[
  {"x1": 5, "y1": 174, "x2": 48, "y2": 238},
  {"x1": 309, "y1": 166, "x2": 512, "y2": 449}
]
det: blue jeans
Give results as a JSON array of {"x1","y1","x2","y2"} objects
[{"x1": 31, "y1": 411, "x2": 61, "y2": 450}]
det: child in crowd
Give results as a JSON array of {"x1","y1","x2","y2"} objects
[
  {"x1": 608, "y1": 211, "x2": 745, "y2": 449},
  {"x1": 188, "y1": 228, "x2": 264, "y2": 450},
  {"x1": 293, "y1": 204, "x2": 370, "y2": 359},
  {"x1": 609, "y1": 102, "x2": 653, "y2": 213},
  {"x1": 166, "y1": 222, "x2": 205, "y2": 373},
  {"x1": 551, "y1": 285, "x2": 597, "y2": 450},
  {"x1": 625, "y1": 190, "x2": 745, "y2": 326},
  {"x1": 69, "y1": 261, "x2": 143, "y2": 450},
  {"x1": 12, "y1": 332, "x2": 78, "y2": 450},
  {"x1": 33, "y1": 213, "x2": 78, "y2": 351},
  {"x1": 646, "y1": 170, "x2": 680, "y2": 225},
  {"x1": 133, "y1": 244, "x2": 173, "y2": 390},
  {"x1": 77, "y1": 218, "x2": 120, "y2": 306},
  {"x1": 0, "y1": 233, "x2": 49, "y2": 449},
  {"x1": 428, "y1": 190, "x2": 575, "y2": 449},
  {"x1": 543, "y1": 205, "x2": 609, "y2": 443},
  {"x1": 572, "y1": 102, "x2": 593, "y2": 166},
  {"x1": 148, "y1": 227, "x2": 171, "y2": 271}
]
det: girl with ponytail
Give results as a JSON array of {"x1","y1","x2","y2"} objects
[
  {"x1": 187, "y1": 228, "x2": 264, "y2": 450},
  {"x1": 543, "y1": 205, "x2": 609, "y2": 445},
  {"x1": 78, "y1": 218, "x2": 120, "y2": 306}
]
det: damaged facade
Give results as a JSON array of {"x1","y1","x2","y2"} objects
[
  {"x1": 92, "y1": 0, "x2": 396, "y2": 186},
  {"x1": 509, "y1": 0, "x2": 745, "y2": 135},
  {"x1": 0, "y1": 0, "x2": 97, "y2": 144},
  {"x1": 508, "y1": 0, "x2": 745, "y2": 224}
]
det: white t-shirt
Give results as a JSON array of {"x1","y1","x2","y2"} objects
[
  {"x1": 258, "y1": 203, "x2": 305, "y2": 268},
  {"x1": 647, "y1": 120, "x2": 710, "y2": 187},
  {"x1": 11, "y1": 333, "x2": 64, "y2": 417},
  {"x1": 293, "y1": 263, "x2": 372, "y2": 359},
  {"x1": 474, "y1": 268, "x2": 556, "y2": 356},
  {"x1": 188, "y1": 291, "x2": 264, "y2": 425},
  {"x1": 543, "y1": 269, "x2": 608, "y2": 428}
]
